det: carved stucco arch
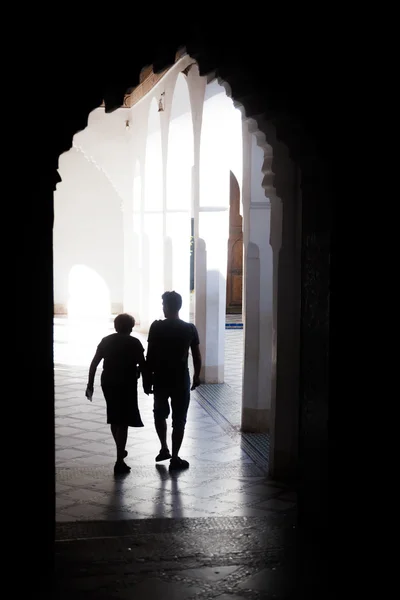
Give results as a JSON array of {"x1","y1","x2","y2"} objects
[
  {"x1": 57, "y1": 145, "x2": 124, "y2": 213},
  {"x1": 54, "y1": 50, "x2": 296, "y2": 208}
]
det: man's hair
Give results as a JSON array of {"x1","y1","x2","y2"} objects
[
  {"x1": 162, "y1": 291, "x2": 182, "y2": 313},
  {"x1": 114, "y1": 313, "x2": 135, "y2": 333}
]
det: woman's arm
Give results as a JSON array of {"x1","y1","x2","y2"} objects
[{"x1": 86, "y1": 348, "x2": 103, "y2": 398}]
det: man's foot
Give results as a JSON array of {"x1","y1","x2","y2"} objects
[
  {"x1": 123, "y1": 450, "x2": 128, "y2": 458},
  {"x1": 155, "y1": 448, "x2": 172, "y2": 462},
  {"x1": 169, "y1": 457, "x2": 190, "y2": 470},
  {"x1": 114, "y1": 460, "x2": 131, "y2": 475}
]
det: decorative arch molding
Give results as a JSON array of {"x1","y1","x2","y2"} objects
[{"x1": 57, "y1": 144, "x2": 124, "y2": 209}]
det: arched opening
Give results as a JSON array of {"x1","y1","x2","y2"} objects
[
  {"x1": 24, "y1": 30, "x2": 331, "y2": 598},
  {"x1": 166, "y1": 72, "x2": 194, "y2": 323},
  {"x1": 142, "y1": 98, "x2": 164, "y2": 329},
  {"x1": 226, "y1": 171, "x2": 243, "y2": 314},
  {"x1": 52, "y1": 60, "x2": 303, "y2": 576},
  {"x1": 197, "y1": 80, "x2": 243, "y2": 384},
  {"x1": 123, "y1": 160, "x2": 142, "y2": 319},
  {"x1": 53, "y1": 142, "x2": 124, "y2": 319}
]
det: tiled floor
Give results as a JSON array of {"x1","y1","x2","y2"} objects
[{"x1": 55, "y1": 316, "x2": 288, "y2": 523}]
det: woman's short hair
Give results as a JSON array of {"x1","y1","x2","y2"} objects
[{"x1": 114, "y1": 313, "x2": 135, "y2": 333}]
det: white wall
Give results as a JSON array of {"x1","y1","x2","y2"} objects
[{"x1": 54, "y1": 148, "x2": 124, "y2": 315}]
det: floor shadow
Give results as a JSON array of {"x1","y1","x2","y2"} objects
[
  {"x1": 106, "y1": 472, "x2": 131, "y2": 516},
  {"x1": 154, "y1": 464, "x2": 184, "y2": 518}
]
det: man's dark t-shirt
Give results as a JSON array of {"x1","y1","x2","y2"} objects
[
  {"x1": 97, "y1": 333, "x2": 145, "y2": 386},
  {"x1": 147, "y1": 319, "x2": 200, "y2": 384}
]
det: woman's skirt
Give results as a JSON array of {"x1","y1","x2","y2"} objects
[{"x1": 101, "y1": 383, "x2": 144, "y2": 427}]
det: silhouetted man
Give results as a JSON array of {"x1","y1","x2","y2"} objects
[{"x1": 146, "y1": 291, "x2": 201, "y2": 470}]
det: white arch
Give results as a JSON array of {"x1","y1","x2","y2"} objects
[
  {"x1": 142, "y1": 98, "x2": 164, "y2": 327},
  {"x1": 165, "y1": 73, "x2": 194, "y2": 321},
  {"x1": 54, "y1": 147, "x2": 124, "y2": 319},
  {"x1": 123, "y1": 159, "x2": 142, "y2": 319},
  {"x1": 195, "y1": 81, "x2": 243, "y2": 383}
]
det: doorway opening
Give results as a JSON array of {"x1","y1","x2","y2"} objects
[
  {"x1": 226, "y1": 171, "x2": 243, "y2": 316},
  {"x1": 53, "y1": 55, "x2": 281, "y2": 528}
]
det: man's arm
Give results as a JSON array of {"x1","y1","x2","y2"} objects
[
  {"x1": 191, "y1": 343, "x2": 202, "y2": 390},
  {"x1": 138, "y1": 348, "x2": 152, "y2": 395},
  {"x1": 190, "y1": 326, "x2": 202, "y2": 390},
  {"x1": 86, "y1": 348, "x2": 103, "y2": 399}
]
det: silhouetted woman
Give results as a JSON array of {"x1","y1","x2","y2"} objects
[{"x1": 85, "y1": 313, "x2": 149, "y2": 474}]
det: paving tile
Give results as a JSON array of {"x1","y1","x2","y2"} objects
[
  {"x1": 238, "y1": 566, "x2": 292, "y2": 594},
  {"x1": 67, "y1": 421, "x2": 106, "y2": 431},
  {"x1": 59, "y1": 504, "x2": 121, "y2": 520},
  {"x1": 55, "y1": 416, "x2": 84, "y2": 427},
  {"x1": 115, "y1": 577, "x2": 201, "y2": 600},
  {"x1": 214, "y1": 594, "x2": 246, "y2": 600},
  {"x1": 71, "y1": 441, "x2": 113, "y2": 454},
  {"x1": 256, "y1": 498, "x2": 296, "y2": 511},
  {"x1": 56, "y1": 448, "x2": 92, "y2": 460},
  {"x1": 56, "y1": 436, "x2": 92, "y2": 448},
  {"x1": 56, "y1": 483, "x2": 75, "y2": 494},
  {"x1": 242, "y1": 483, "x2": 284, "y2": 496},
  {"x1": 70, "y1": 431, "x2": 110, "y2": 442},
  {"x1": 181, "y1": 565, "x2": 239, "y2": 583},
  {"x1": 55, "y1": 426, "x2": 89, "y2": 437}
]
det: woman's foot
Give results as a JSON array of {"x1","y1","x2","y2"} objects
[
  {"x1": 155, "y1": 448, "x2": 172, "y2": 462},
  {"x1": 114, "y1": 460, "x2": 131, "y2": 475},
  {"x1": 169, "y1": 457, "x2": 189, "y2": 470}
]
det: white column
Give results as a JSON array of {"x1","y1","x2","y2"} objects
[
  {"x1": 242, "y1": 201, "x2": 274, "y2": 431},
  {"x1": 123, "y1": 167, "x2": 142, "y2": 319},
  {"x1": 195, "y1": 140, "x2": 230, "y2": 384},
  {"x1": 122, "y1": 195, "x2": 134, "y2": 313},
  {"x1": 197, "y1": 174, "x2": 230, "y2": 383},
  {"x1": 141, "y1": 103, "x2": 164, "y2": 332},
  {"x1": 197, "y1": 213, "x2": 229, "y2": 382}
]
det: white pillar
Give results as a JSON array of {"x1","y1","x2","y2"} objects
[
  {"x1": 197, "y1": 179, "x2": 230, "y2": 383},
  {"x1": 195, "y1": 138, "x2": 230, "y2": 384},
  {"x1": 242, "y1": 200, "x2": 274, "y2": 431},
  {"x1": 196, "y1": 224, "x2": 229, "y2": 381},
  {"x1": 123, "y1": 167, "x2": 142, "y2": 319},
  {"x1": 141, "y1": 102, "x2": 164, "y2": 332}
]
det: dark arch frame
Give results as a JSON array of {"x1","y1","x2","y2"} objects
[{"x1": 23, "y1": 26, "x2": 331, "y2": 595}]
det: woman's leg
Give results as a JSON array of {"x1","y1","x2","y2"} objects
[
  {"x1": 115, "y1": 425, "x2": 128, "y2": 461},
  {"x1": 110, "y1": 423, "x2": 118, "y2": 446},
  {"x1": 111, "y1": 424, "x2": 128, "y2": 461}
]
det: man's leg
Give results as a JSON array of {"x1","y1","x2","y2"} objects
[
  {"x1": 155, "y1": 419, "x2": 168, "y2": 450},
  {"x1": 170, "y1": 375, "x2": 190, "y2": 469},
  {"x1": 171, "y1": 426, "x2": 185, "y2": 459},
  {"x1": 153, "y1": 388, "x2": 172, "y2": 461}
]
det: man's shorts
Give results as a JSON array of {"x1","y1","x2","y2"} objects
[{"x1": 153, "y1": 371, "x2": 191, "y2": 428}]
